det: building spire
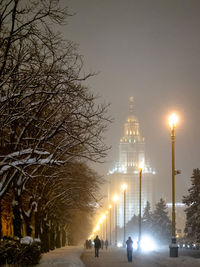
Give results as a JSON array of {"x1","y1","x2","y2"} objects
[{"x1": 129, "y1": 96, "x2": 134, "y2": 115}]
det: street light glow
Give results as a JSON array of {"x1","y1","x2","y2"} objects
[
  {"x1": 109, "y1": 204, "x2": 112, "y2": 209},
  {"x1": 169, "y1": 113, "x2": 178, "y2": 129},
  {"x1": 122, "y1": 183, "x2": 127, "y2": 191},
  {"x1": 102, "y1": 214, "x2": 106, "y2": 220},
  {"x1": 113, "y1": 194, "x2": 119, "y2": 202},
  {"x1": 139, "y1": 161, "x2": 144, "y2": 170}
]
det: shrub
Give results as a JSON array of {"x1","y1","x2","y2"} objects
[{"x1": 0, "y1": 237, "x2": 41, "y2": 266}]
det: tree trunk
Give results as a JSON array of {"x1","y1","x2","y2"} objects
[
  {"x1": 34, "y1": 211, "x2": 41, "y2": 239},
  {"x1": 41, "y1": 219, "x2": 50, "y2": 253},
  {"x1": 56, "y1": 224, "x2": 61, "y2": 248},
  {"x1": 62, "y1": 228, "x2": 66, "y2": 247},
  {"x1": 24, "y1": 214, "x2": 32, "y2": 236},
  {"x1": 0, "y1": 200, "x2": 2, "y2": 239},
  {"x1": 12, "y1": 202, "x2": 22, "y2": 238},
  {"x1": 50, "y1": 220, "x2": 55, "y2": 250}
]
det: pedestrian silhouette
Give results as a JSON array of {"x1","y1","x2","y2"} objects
[
  {"x1": 105, "y1": 239, "x2": 108, "y2": 250},
  {"x1": 94, "y1": 235, "x2": 101, "y2": 257},
  {"x1": 126, "y1": 236, "x2": 133, "y2": 262},
  {"x1": 101, "y1": 239, "x2": 104, "y2": 249}
]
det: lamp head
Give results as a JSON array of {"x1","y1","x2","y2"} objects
[
  {"x1": 102, "y1": 214, "x2": 106, "y2": 220},
  {"x1": 122, "y1": 183, "x2": 127, "y2": 191},
  {"x1": 139, "y1": 161, "x2": 144, "y2": 170},
  {"x1": 169, "y1": 113, "x2": 178, "y2": 129},
  {"x1": 113, "y1": 195, "x2": 119, "y2": 202}
]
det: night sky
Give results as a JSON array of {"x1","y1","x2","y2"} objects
[{"x1": 61, "y1": 0, "x2": 200, "y2": 203}]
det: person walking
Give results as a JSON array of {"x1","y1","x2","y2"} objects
[
  {"x1": 105, "y1": 239, "x2": 108, "y2": 250},
  {"x1": 101, "y1": 239, "x2": 104, "y2": 249},
  {"x1": 126, "y1": 236, "x2": 133, "y2": 262},
  {"x1": 94, "y1": 235, "x2": 101, "y2": 257}
]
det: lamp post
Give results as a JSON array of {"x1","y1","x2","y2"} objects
[
  {"x1": 169, "y1": 113, "x2": 179, "y2": 257},
  {"x1": 113, "y1": 195, "x2": 119, "y2": 247},
  {"x1": 122, "y1": 184, "x2": 127, "y2": 247},
  {"x1": 101, "y1": 214, "x2": 106, "y2": 240},
  {"x1": 109, "y1": 204, "x2": 112, "y2": 245},
  {"x1": 99, "y1": 218, "x2": 103, "y2": 239},
  {"x1": 105, "y1": 210, "x2": 108, "y2": 241},
  {"x1": 138, "y1": 162, "x2": 144, "y2": 251}
]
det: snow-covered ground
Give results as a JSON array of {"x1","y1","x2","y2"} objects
[
  {"x1": 37, "y1": 245, "x2": 200, "y2": 267},
  {"x1": 82, "y1": 246, "x2": 200, "y2": 267},
  {"x1": 37, "y1": 246, "x2": 85, "y2": 267}
]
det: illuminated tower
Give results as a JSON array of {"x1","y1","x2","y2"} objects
[
  {"x1": 108, "y1": 97, "x2": 155, "y2": 230},
  {"x1": 119, "y1": 96, "x2": 145, "y2": 173}
]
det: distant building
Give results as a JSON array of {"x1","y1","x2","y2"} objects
[{"x1": 108, "y1": 97, "x2": 156, "y2": 227}]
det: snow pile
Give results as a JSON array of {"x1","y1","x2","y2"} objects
[{"x1": 20, "y1": 236, "x2": 33, "y2": 245}]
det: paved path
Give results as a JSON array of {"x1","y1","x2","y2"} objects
[
  {"x1": 81, "y1": 247, "x2": 200, "y2": 267},
  {"x1": 37, "y1": 246, "x2": 85, "y2": 267}
]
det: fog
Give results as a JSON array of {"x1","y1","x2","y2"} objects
[{"x1": 61, "y1": 0, "x2": 200, "y2": 202}]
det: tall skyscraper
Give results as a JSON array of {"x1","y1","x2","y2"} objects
[{"x1": 108, "y1": 97, "x2": 155, "y2": 227}]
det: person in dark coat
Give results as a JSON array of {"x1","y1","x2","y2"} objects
[
  {"x1": 94, "y1": 235, "x2": 101, "y2": 257},
  {"x1": 105, "y1": 239, "x2": 109, "y2": 250},
  {"x1": 126, "y1": 236, "x2": 133, "y2": 262},
  {"x1": 101, "y1": 239, "x2": 104, "y2": 249}
]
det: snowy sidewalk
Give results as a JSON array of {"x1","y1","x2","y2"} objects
[
  {"x1": 37, "y1": 246, "x2": 85, "y2": 267},
  {"x1": 81, "y1": 247, "x2": 200, "y2": 267}
]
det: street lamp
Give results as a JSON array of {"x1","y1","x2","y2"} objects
[
  {"x1": 138, "y1": 162, "x2": 144, "y2": 251},
  {"x1": 113, "y1": 195, "x2": 119, "y2": 246},
  {"x1": 105, "y1": 210, "x2": 108, "y2": 241},
  {"x1": 109, "y1": 204, "x2": 112, "y2": 245},
  {"x1": 169, "y1": 113, "x2": 179, "y2": 257},
  {"x1": 101, "y1": 214, "x2": 106, "y2": 239},
  {"x1": 122, "y1": 184, "x2": 127, "y2": 247}
]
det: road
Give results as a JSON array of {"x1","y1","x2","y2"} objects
[{"x1": 81, "y1": 247, "x2": 200, "y2": 267}]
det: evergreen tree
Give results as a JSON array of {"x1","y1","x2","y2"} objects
[
  {"x1": 183, "y1": 168, "x2": 200, "y2": 241},
  {"x1": 126, "y1": 215, "x2": 139, "y2": 239},
  {"x1": 152, "y1": 198, "x2": 171, "y2": 244},
  {"x1": 142, "y1": 201, "x2": 153, "y2": 234}
]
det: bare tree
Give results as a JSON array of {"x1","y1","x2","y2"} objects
[{"x1": 0, "y1": 0, "x2": 111, "y2": 238}]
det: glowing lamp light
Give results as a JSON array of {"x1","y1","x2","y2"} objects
[
  {"x1": 102, "y1": 214, "x2": 106, "y2": 220},
  {"x1": 99, "y1": 218, "x2": 103, "y2": 224},
  {"x1": 140, "y1": 236, "x2": 157, "y2": 252},
  {"x1": 139, "y1": 161, "x2": 144, "y2": 170},
  {"x1": 109, "y1": 204, "x2": 112, "y2": 209},
  {"x1": 133, "y1": 235, "x2": 157, "y2": 252},
  {"x1": 122, "y1": 183, "x2": 127, "y2": 191},
  {"x1": 169, "y1": 113, "x2": 178, "y2": 129},
  {"x1": 113, "y1": 195, "x2": 119, "y2": 202},
  {"x1": 105, "y1": 210, "x2": 108, "y2": 214},
  {"x1": 117, "y1": 242, "x2": 122, "y2": 247}
]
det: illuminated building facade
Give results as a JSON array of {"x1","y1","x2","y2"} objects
[{"x1": 108, "y1": 97, "x2": 155, "y2": 228}]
